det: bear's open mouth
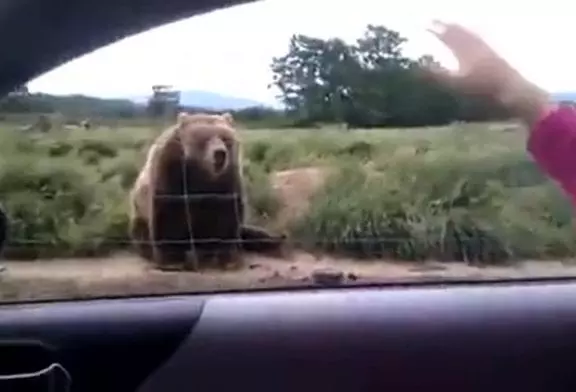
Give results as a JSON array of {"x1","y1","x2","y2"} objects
[{"x1": 213, "y1": 149, "x2": 227, "y2": 172}]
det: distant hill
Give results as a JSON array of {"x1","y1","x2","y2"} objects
[
  {"x1": 0, "y1": 92, "x2": 138, "y2": 118},
  {"x1": 131, "y1": 90, "x2": 265, "y2": 110}
]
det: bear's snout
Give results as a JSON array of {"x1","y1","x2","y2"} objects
[
  {"x1": 205, "y1": 136, "x2": 229, "y2": 175},
  {"x1": 213, "y1": 148, "x2": 228, "y2": 172}
]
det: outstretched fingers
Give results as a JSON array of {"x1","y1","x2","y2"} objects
[
  {"x1": 429, "y1": 21, "x2": 489, "y2": 54},
  {"x1": 428, "y1": 20, "x2": 495, "y2": 75}
]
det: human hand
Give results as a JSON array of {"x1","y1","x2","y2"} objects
[{"x1": 427, "y1": 21, "x2": 550, "y2": 126}]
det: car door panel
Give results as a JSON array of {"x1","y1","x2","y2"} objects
[
  {"x1": 139, "y1": 283, "x2": 576, "y2": 391},
  {"x1": 1, "y1": 281, "x2": 576, "y2": 391}
]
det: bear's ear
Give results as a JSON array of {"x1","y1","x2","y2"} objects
[
  {"x1": 176, "y1": 112, "x2": 190, "y2": 126},
  {"x1": 221, "y1": 112, "x2": 235, "y2": 125}
]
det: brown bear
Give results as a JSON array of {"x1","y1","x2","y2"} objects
[{"x1": 129, "y1": 111, "x2": 284, "y2": 271}]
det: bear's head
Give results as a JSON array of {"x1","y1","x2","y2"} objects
[{"x1": 175, "y1": 112, "x2": 240, "y2": 178}]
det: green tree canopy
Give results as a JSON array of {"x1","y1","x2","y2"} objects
[{"x1": 270, "y1": 24, "x2": 510, "y2": 128}]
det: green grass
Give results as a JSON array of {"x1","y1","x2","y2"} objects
[{"x1": 0, "y1": 121, "x2": 573, "y2": 263}]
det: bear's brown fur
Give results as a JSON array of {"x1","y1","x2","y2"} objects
[{"x1": 129, "y1": 112, "x2": 284, "y2": 271}]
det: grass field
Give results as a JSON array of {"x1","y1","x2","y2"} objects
[{"x1": 1, "y1": 120, "x2": 576, "y2": 301}]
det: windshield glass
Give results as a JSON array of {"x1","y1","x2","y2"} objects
[{"x1": 1, "y1": 0, "x2": 575, "y2": 302}]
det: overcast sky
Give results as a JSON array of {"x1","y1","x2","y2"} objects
[{"x1": 27, "y1": 0, "x2": 576, "y2": 105}]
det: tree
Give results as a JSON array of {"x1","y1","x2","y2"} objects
[
  {"x1": 270, "y1": 24, "x2": 512, "y2": 128},
  {"x1": 345, "y1": 25, "x2": 414, "y2": 127},
  {"x1": 271, "y1": 34, "x2": 362, "y2": 126}
]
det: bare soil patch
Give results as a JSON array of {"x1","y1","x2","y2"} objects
[{"x1": 270, "y1": 166, "x2": 330, "y2": 229}]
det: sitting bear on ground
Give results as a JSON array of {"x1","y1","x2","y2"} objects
[{"x1": 129, "y1": 111, "x2": 285, "y2": 271}]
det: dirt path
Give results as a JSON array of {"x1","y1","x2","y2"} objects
[{"x1": 2, "y1": 251, "x2": 576, "y2": 302}]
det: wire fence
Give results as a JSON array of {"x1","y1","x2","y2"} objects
[{"x1": 0, "y1": 124, "x2": 555, "y2": 262}]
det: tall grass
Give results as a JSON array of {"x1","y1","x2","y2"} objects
[{"x1": 0, "y1": 121, "x2": 572, "y2": 263}]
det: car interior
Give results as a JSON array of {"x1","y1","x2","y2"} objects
[{"x1": 1, "y1": 0, "x2": 576, "y2": 391}]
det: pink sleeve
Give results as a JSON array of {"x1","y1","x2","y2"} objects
[{"x1": 527, "y1": 105, "x2": 576, "y2": 205}]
